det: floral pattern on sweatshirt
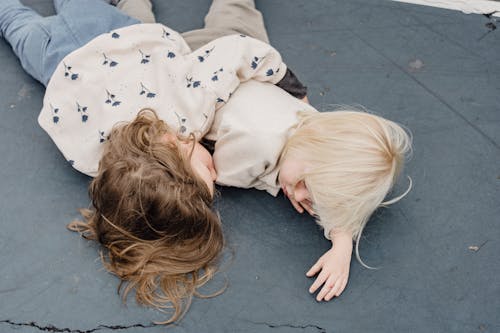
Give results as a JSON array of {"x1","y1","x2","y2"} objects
[{"x1": 38, "y1": 24, "x2": 286, "y2": 177}]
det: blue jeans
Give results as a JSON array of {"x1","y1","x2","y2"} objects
[{"x1": 0, "y1": 0, "x2": 140, "y2": 86}]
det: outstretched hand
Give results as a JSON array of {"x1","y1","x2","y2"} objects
[{"x1": 306, "y1": 236, "x2": 353, "y2": 301}]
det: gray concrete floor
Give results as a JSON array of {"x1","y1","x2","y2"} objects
[{"x1": 1, "y1": 0, "x2": 499, "y2": 332}]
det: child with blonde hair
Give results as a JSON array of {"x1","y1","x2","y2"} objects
[
  {"x1": 276, "y1": 108, "x2": 411, "y2": 300},
  {"x1": 209, "y1": 86, "x2": 412, "y2": 301},
  {"x1": 0, "y1": 0, "x2": 301, "y2": 323},
  {"x1": 121, "y1": 0, "x2": 412, "y2": 302}
]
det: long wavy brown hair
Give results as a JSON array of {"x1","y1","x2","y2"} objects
[{"x1": 68, "y1": 109, "x2": 224, "y2": 324}]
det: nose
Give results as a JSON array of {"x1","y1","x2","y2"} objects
[
  {"x1": 209, "y1": 164, "x2": 217, "y2": 181},
  {"x1": 294, "y1": 182, "x2": 310, "y2": 202}
]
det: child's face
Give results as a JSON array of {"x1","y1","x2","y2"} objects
[
  {"x1": 278, "y1": 156, "x2": 314, "y2": 215},
  {"x1": 164, "y1": 134, "x2": 217, "y2": 196},
  {"x1": 180, "y1": 141, "x2": 217, "y2": 196}
]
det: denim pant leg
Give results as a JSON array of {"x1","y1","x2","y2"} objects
[
  {"x1": 41, "y1": 0, "x2": 140, "y2": 86},
  {"x1": 115, "y1": 0, "x2": 155, "y2": 24},
  {"x1": 54, "y1": 0, "x2": 140, "y2": 47},
  {"x1": 53, "y1": 0, "x2": 114, "y2": 14},
  {"x1": 1, "y1": 0, "x2": 139, "y2": 86},
  {"x1": 0, "y1": 0, "x2": 54, "y2": 85}
]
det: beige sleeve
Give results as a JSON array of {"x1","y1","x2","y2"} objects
[
  {"x1": 116, "y1": 0, "x2": 156, "y2": 24},
  {"x1": 181, "y1": 0, "x2": 270, "y2": 50}
]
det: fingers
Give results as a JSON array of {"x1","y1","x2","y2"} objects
[
  {"x1": 306, "y1": 260, "x2": 322, "y2": 277},
  {"x1": 305, "y1": 247, "x2": 350, "y2": 302},
  {"x1": 324, "y1": 278, "x2": 345, "y2": 301},
  {"x1": 300, "y1": 199, "x2": 315, "y2": 216},
  {"x1": 337, "y1": 278, "x2": 348, "y2": 297},
  {"x1": 315, "y1": 278, "x2": 334, "y2": 301},
  {"x1": 290, "y1": 197, "x2": 314, "y2": 216},
  {"x1": 317, "y1": 276, "x2": 347, "y2": 302},
  {"x1": 307, "y1": 263, "x2": 348, "y2": 301},
  {"x1": 289, "y1": 197, "x2": 304, "y2": 213},
  {"x1": 308, "y1": 271, "x2": 327, "y2": 294}
]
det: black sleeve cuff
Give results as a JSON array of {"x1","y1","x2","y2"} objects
[{"x1": 275, "y1": 68, "x2": 308, "y2": 99}]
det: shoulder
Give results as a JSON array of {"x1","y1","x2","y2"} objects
[{"x1": 218, "y1": 80, "x2": 312, "y2": 131}]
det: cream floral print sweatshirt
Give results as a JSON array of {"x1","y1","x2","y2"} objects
[{"x1": 38, "y1": 23, "x2": 286, "y2": 176}]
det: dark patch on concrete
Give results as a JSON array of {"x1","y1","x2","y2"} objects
[{"x1": 478, "y1": 12, "x2": 498, "y2": 40}]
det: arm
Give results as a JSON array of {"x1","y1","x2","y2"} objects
[
  {"x1": 306, "y1": 229, "x2": 353, "y2": 301},
  {"x1": 188, "y1": 35, "x2": 287, "y2": 104},
  {"x1": 220, "y1": 34, "x2": 287, "y2": 83}
]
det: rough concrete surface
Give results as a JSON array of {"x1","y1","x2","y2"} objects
[{"x1": 0, "y1": 0, "x2": 499, "y2": 332}]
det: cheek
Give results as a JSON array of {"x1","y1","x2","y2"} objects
[
  {"x1": 279, "y1": 158, "x2": 297, "y2": 183},
  {"x1": 192, "y1": 161, "x2": 214, "y2": 190},
  {"x1": 202, "y1": 150, "x2": 213, "y2": 168},
  {"x1": 194, "y1": 144, "x2": 213, "y2": 166},
  {"x1": 279, "y1": 167, "x2": 294, "y2": 187}
]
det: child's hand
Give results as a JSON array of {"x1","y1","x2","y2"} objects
[
  {"x1": 306, "y1": 234, "x2": 353, "y2": 301},
  {"x1": 282, "y1": 180, "x2": 315, "y2": 216},
  {"x1": 288, "y1": 196, "x2": 315, "y2": 216}
]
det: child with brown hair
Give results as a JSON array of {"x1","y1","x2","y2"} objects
[
  {"x1": 70, "y1": 109, "x2": 224, "y2": 321},
  {"x1": 0, "y1": 0, "x2": 300, "y2": 323}
]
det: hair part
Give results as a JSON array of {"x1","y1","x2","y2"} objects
[
  {"x1": 68, "y1": 109, "x2": 224, "y2": 323},
  {"x1": 280, "y1": 107, "x2": 412, "y2": 267}
]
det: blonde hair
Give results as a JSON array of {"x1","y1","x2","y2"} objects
[
  {"x1": 280, "y1": 108, "x2": 411, "y2": 267},
  {"x1": 68, "y1": 109, "x2": 224, "y2": 323}
]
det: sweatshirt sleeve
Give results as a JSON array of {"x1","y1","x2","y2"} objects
[{"x1": 186, "y1": 34, "x2": 287, "y2": 105}]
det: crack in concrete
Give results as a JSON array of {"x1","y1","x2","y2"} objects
[
  {"x1": 0, "y1": 319, "x2": 156, "y2": 332},
  {"x1": 483, "y1": 11, "x2": 499, "y2": 20},
  {"x1": 251, "y1": 321, "x2": 327, "y2": 332}
]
